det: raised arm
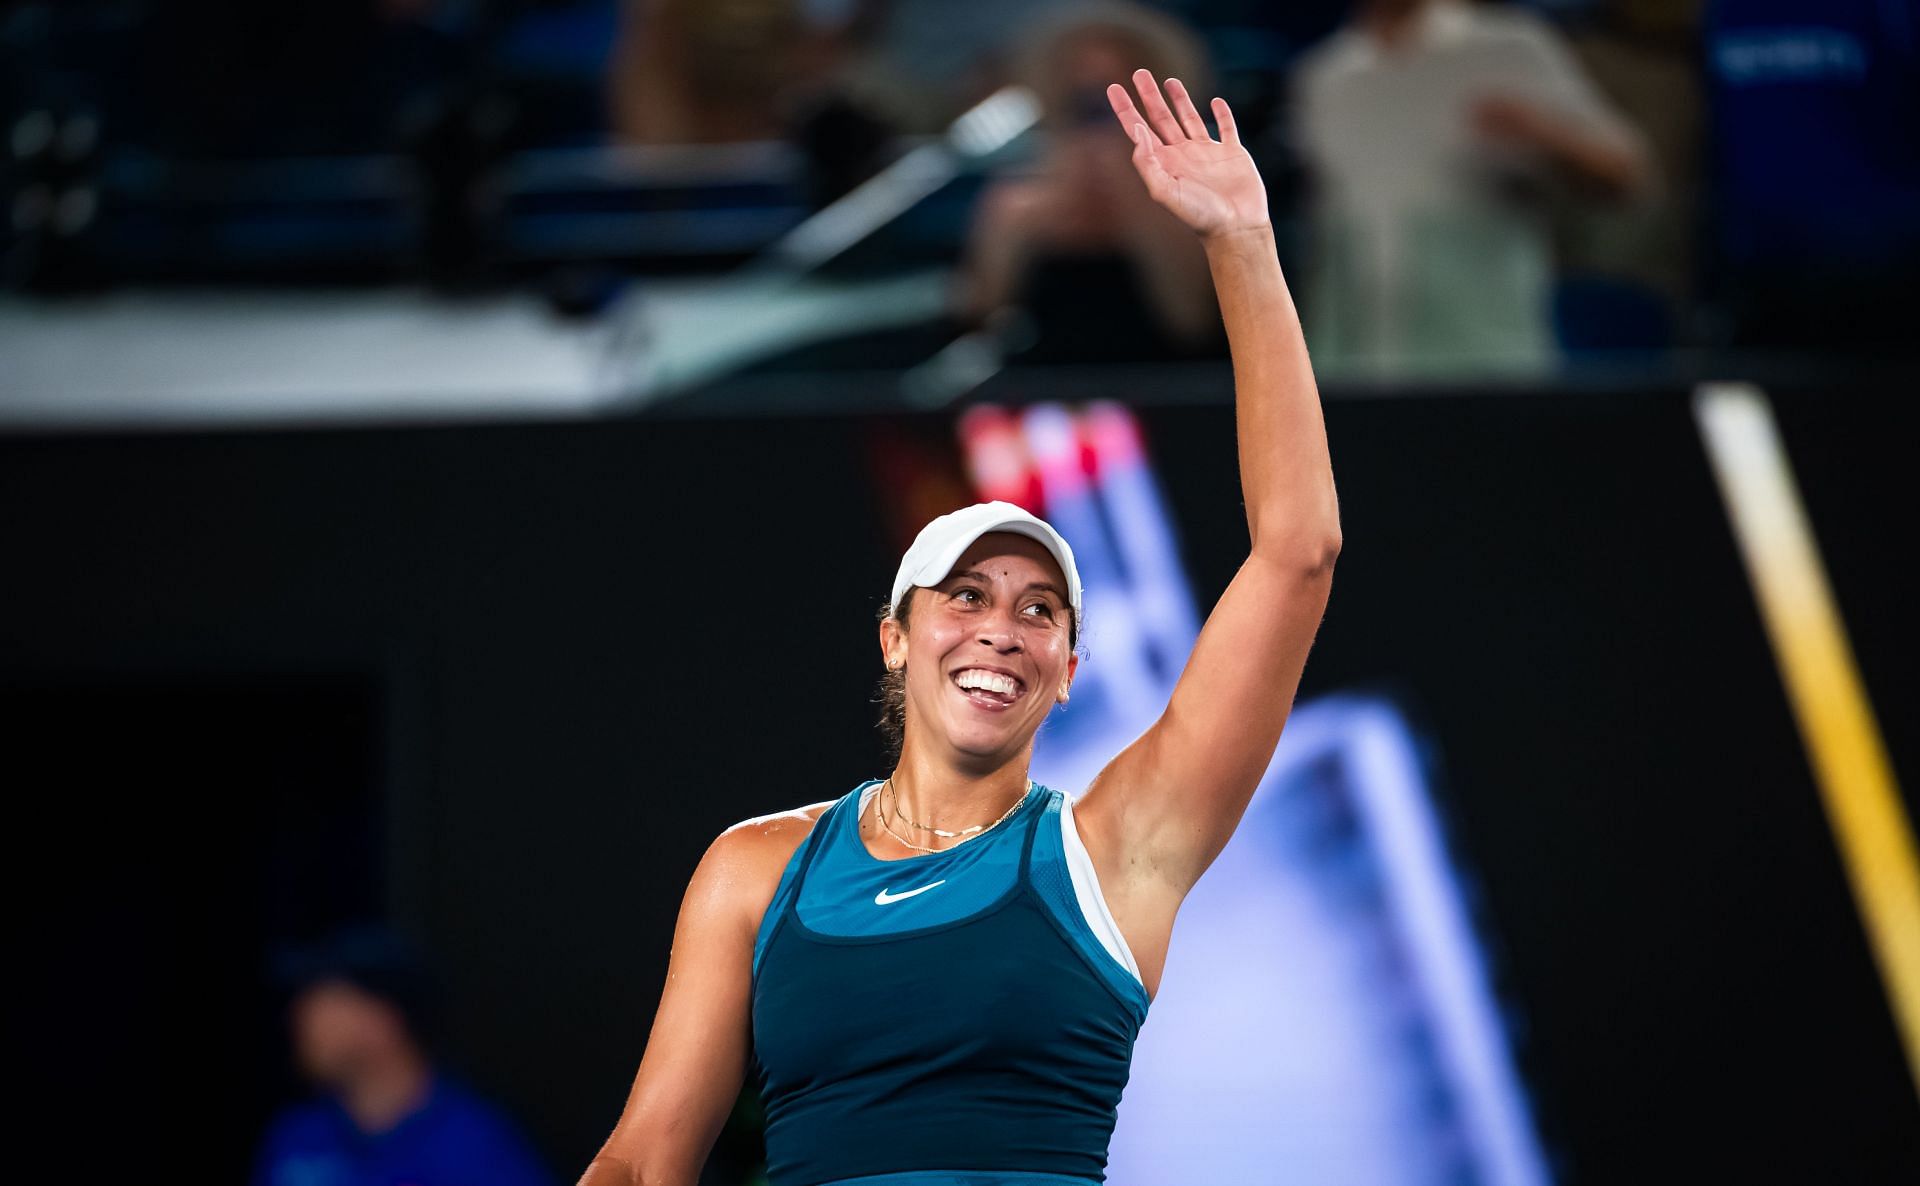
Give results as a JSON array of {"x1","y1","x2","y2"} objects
[
  {"x1": 1078, "y1": 71, "x2": 1341, "y2": 900},
  {"x1": 577, "y1": 824, "x2": 783, "y2": 1186}
]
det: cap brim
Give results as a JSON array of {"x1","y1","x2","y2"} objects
[{"x1": 903, "y1": 517, "x2": 1079, "y2": 618}]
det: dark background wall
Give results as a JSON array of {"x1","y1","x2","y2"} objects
[{"x1": 4, "y1": 385, "x2": 1916, "y2": 1183}]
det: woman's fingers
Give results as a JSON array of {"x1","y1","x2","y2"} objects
[
  {"x1": 1130, "y1": 124, "x2": 1174, "y2": 203},
  {"x1": 1164, "y1": 77, "x2": 1212, "y2": 142},
  {"x1": 1127, "y1": 119, "x2": 1154, "y2": 163},
  {"x1": 1131, "y1": 68, "x2": 1187, "y2": 144},
  {"x1": 1211, "y1": 96, "x2": 1240, "y2": 147},
  {"x1": 1105, "y1": 83, "x2": 1160, "y2": 147}
]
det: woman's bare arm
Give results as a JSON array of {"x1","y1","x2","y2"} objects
[
  {"x1": 578, "y1": 812, "x2": 818, "y2": 1186},
  {"x1": 1078, "y1": 71, "x2": 1341, "y2": 906}
]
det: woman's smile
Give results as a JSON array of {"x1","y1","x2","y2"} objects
[{"x1": 950, "y1": 665, "x2": 1028, "y2": 711}]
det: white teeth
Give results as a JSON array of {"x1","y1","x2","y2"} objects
[{"x1": 953, "y1": 669, "x2": 1020, "y2": 696}]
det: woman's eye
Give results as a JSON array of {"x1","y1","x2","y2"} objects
[{"x1": 948, "y1": 588, "x2": 1053, "y2": 618}]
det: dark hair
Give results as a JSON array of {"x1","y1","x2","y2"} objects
[
  {"x1": 874, "y1": 590, "x2": 1083, "y2": 763},
  {"x1": 271, "y1": 924, "x2": 443, "y2": 1049}
]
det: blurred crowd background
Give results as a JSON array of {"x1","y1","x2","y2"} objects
[
  {"x1": 5, "y1": 2, "x2": 1919, "y2": 1185},
  {"x1": 5, "y1": 0, "x2": 1917, "y2": 395}
]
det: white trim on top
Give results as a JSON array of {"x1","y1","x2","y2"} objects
[{"x1": 1062, "y1": 792, "x2": 1144, "y2": 984}]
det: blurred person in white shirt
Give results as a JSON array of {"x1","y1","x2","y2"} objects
[{"x1": 1290, "y1": 0, "x2": 1654, "y2": 377}]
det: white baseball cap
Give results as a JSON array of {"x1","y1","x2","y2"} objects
[{"x1": 890, "y1": 500, "x2": 1083, "y2": 625}]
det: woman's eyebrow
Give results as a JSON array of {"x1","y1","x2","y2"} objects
[{"x1": 949, "y1": 569, "x2": 1065, "y2": 601}]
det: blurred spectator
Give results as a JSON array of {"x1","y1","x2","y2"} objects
[
  {"x1": 1703, "y1": 0, "x2": 1920, "y2": 354},
  {"x1": 608, "y1": 0, "x2": 1069, "y2": 143},
  {"x1": 252, "y1": 927, "x2": 553, "y2": 1186},
  {"x1": 955, "y1": 1, "x2": 1224, "y2": 363},
  {"x1": 1289, "y1": 0, "x2": 1655, "y2": 376},
  {"x1": 606, "y1": 0, "x2": 854, "y2": 144},
  {"x1": 605, "y1": 0, "x2": 906, "y2": 202}
]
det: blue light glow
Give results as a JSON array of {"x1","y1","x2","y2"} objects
[{"x1": 959, "y1": 402, "x2": 1551, "y2": 1186}]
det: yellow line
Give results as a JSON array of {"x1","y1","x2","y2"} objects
[{"x1": 1694, "y1": 382, "x2": 1920, "y2": 1102}]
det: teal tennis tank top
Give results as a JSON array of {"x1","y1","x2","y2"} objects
[{"x1": 750, "y1": 780, "x2": 1150, "y2": 1186}]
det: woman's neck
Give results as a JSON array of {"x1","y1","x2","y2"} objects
[{"x1": 884, "y1": 742, "x2": 1031, "y2": 838}]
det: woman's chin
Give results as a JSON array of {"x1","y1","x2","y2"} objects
[{"x1": 939, "y1": 708, "x2": 1028, "y2": 755}]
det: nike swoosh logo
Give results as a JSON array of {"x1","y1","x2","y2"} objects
[{"x1": 874, "y1": 880, "x2": 947, "y2": 905}]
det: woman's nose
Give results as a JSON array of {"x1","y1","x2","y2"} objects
[{"x1": 977, "y1": 608, "x2": 1022, "y2": 650}]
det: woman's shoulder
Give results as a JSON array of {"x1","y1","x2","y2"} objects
[
  {"x1": 715, "y1": 798, "x2": 838, "y2": 869},
  {"x1": 675, "y1": 797, "x2": 846, "y2": 945},
  {"x1": 694, "y1": 790, "x2": 860, "y2": 909}
]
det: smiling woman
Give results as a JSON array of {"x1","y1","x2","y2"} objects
[
  {"x1": 875, "y1": 507, "x2": 1082, "y2": 779},
  {"x1": 873, "y1": 523, "x2": 1084, "y2": 767},
  {"x1": 579, "y1": 69, "x2": 1341, "y2": 1186}
]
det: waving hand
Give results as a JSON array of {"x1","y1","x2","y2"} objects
[{"x1": 1105, "y1": 70, "x2": 1269, "y2": 240}]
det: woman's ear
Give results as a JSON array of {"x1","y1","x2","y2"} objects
[{"x1": 879, "y1": 613, "x2": 908, "y2": 671}]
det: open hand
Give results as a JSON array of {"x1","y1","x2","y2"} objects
[{"x1": 1105, "y1": 70, "x2": 1268, "y2": 240}]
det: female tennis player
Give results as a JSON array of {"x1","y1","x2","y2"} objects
[{"x1": 580, "y1": 68, "x2": 1340, "y2": 1186}]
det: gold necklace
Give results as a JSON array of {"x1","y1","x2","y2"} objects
[
  {"x1": 886, "y1": 776, "x2": 1028, "y2": 836},
  {"x1": 875, "y1": 803, "x2": 945, "y2": 855},
  {"x1": 874, "y1": 777, "x2": 1029, "y2": 854}
]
